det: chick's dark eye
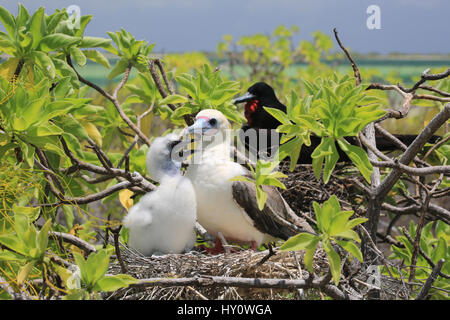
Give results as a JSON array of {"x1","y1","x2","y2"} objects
[{"x1": 209, "y1": 118, "x2": 217, "y2": 126}]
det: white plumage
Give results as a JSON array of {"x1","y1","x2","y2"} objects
[
  {"x1": 185, "y1": 110, "x2": 276, "y2": 247},
  {"x1": 122, "y1": 133, "x2": 197, "y2": 256}
]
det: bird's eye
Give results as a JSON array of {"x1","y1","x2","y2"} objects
[{"x1": 209, "y1": 118, "x2": 217, "y2": 126}]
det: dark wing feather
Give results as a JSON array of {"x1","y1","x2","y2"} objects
[{"x1": 231, "y1": 179, "x2": 314, "y2": 240}]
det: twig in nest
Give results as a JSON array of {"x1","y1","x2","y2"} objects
[
  {"x1": 256, "y1": 242, "x2": 277, "y2": 266},
  {"x1": 110, "y1": 225, "x2": 127, "y2": 274}
]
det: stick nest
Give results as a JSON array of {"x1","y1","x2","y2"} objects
[
  {"x1": 106, "y1": 164, "x2": 408, "y2": 300},
  {"x1": 106, "y1": 245, "x2": 329, "y2": 300}
]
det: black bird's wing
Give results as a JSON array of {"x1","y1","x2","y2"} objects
[{"x1": 231, "y1": 177, "x2": 315, "y2": 240}]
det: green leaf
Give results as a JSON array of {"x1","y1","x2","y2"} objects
[
  {"x1": 62, "y1": 132, "x2": 84, "y2": 159},
  {"x1": 304, "y1": 241, "x2": 319, "y2": 273},
  {"x1": 85, "y1": 249, "x2": 110, "y2": 286},
  {"x1": 323, "y1": 138, "x2": 339, "y2": 184},
  {"x1": 62, "y1": 205, "x2": 74, "y2": 230},
  {"x1": 0, "y1": 5, "x2": 16, "y2": 38},
  {"x1": 171, "y1": 106, "x2": 193, "y2": 120},
  {"x1": 17, "y1": 261, "x2": 36, "y2": 285},
  {"x1": 29, "y1": 7, "x2": 45, "y2": 49},
  {"x1": 13, "y1": 204, "x2": 40, "y2": 222},
  {"x1": 229, "y1": 176, "x2": 254, "y2": 184},
  {"x1": 0, "y1": 38, "x2": 16, "y2": 55},
  {"x1": 69, "y1": 46, "x2": 87, "y2": 66},
  {"x1": 37, "y1": 218, "x2": 52, "y2": 256},
  {"x1": 264, "y1": 107, "x2": 291, "y2": 125},
  {"x1": 93, "y1": 274, "x2": 137, "y2": 292},
  {"x1": 323, "y1": 240, "x2": 341, "y2": 286},
  {"x1": 16, "y1": 4, "x2": 30, "y2": 29},
  {"x1": 0, "y1": 233, "x2": 27, "y2": 256},
  {"x1": 329, "y1": 210, "x2": 354, "y2": 236},
  {"x1": 39, "y1": 33, "x2": 81, "y2": 52},
  {"x1": 256, "y1": 186, "x2": 268, "y2": 210},
  {"x1": 79, "y1": 36, "x2": 111, "y2": 48},
  {"x1": 277, "y1": 136, "x2": 304, "y2": 171},
  {"x1": 337, "y1": 138, "x2": 373, "y2": 183},
  {"x1": 345, "y1": 217, "x2": 368, "y2": 230},
  {"x1": 159, "y1": 94, "x2": 189, "y2": 105},
  {"x1": 336, "y1": 240, "x2": 363, "y2": 262},
  {"x1": 108, "y1": 58, "x2": 128, "y2": 80},
  {"x1": 280, "y1": 232, "x2": 319, "y2": 251},
  {"x1": 334, "y1": 229, "x2": 361, "y2": 242},
  {"x1": 176, "y1": 74, "x2": 198, "y2": 98},
  {"x1": 315, "y1": 195, "x2": 341, "y2": 234},
  {"x1": 84, "y1": 49, "x2": 110, "y2": 69},
  {"x1": 12, "y1": 116, "x2": 28, "y2": 131},
  {"x1": 32, "y1": 51, "x2": 56, "y2": 79},
  {"x1": 28, "y1": 122, "x2": 64, "y2": 137},
  {"x1": 72, "y1": 251, "x2": 87, "y2": 283},
  {"x1": 431, "y1": 237, "x2": 447, "y2": 264}
]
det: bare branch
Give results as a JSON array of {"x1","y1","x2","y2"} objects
[
  {"x1": 333, "y1": 28, "x2": 361, "y2": 86},
  {"x1": 398, "y1": 68, "x2": 450, "y2": 93},
  {"x1": 49, "y1": 231, "x2": 97, "y2": 254},
  {"x1": 418, "y1": 85, "x2": 450, "y2": 98},
  {"x1": 376, "y1": 103, "x2": 450, "y2": 199},
  {"x1": 113, "y1": 62, "x2": 133, "y2": 99},
  {"x1": 39, "y1": 180, "x2": 138, "y2": 207},
  {"x1": 148, "y1": 59, "x2": 194, "y2": 125},
  {"x1": 370, "y1": 160, "x2": 450, "y2": 176},
  {"x1": 67, "y1": 55, "x2": 151, "y2": 146}
]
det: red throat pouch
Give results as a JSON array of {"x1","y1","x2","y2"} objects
[{"x1": 244, "y1": 99, "x2": 259, "y2": 125}]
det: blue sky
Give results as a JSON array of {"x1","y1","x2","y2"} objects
[{"x1": 1, "y1": 0, "x2": 449, "y2": 54}]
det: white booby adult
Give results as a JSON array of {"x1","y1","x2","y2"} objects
[
  {"x1": 122, "y1": 133, "x2": 197, "y2": 256},
  {"x1": 185, "y1": 109, "x2": 314, "y2": 251}
]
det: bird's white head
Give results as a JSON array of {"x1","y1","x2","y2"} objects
[
  {"x1": 187, "y1": 109, "x2": 231, "y2": 136},
  {"x1": 146, "y1": 133, "x2": 182, "y2": 182},
  {"x1": 186, "y1": 109, "x2": 232, "y2": 155}
]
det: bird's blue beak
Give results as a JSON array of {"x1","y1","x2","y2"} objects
[
  {"x1": 233, "y1": 92, "x2": 256, "y2": 104},
  {"x1": 187, "y1": 117, "x2": 210, "y2": 134}
]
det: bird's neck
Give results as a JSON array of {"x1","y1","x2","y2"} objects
[
  {"x1": 148, "y1": 159, "x2": 181, "y2": 183},
  {"x1": 190, "y1": 140, "x2": 231, "y2": 166}
]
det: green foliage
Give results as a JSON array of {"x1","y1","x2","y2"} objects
[
  {"x1": 230, "y1": 160, "x2": 287, "y2": 210},
  {"x1": 387, "y1": 221, "x2": 449, "y2": 299},
  {"x1": 169, "y1": 64, "x2": 244, "y2": 124},
  {"x1": 0, "y1": 4, "x2": 112, "y2": 90},
  {"x1": 0, "y1": 4, "x2": 447, "y2": 300},
  {"x1": 106, "y1": 28, "x2": 154, "y2": 78},
  {"x1": 266, "y1": 74, "x2": 385, "y2": 183},
  {"x1": 65, "y1": 249, "x2": 137, "y2": 299},
  {"x1": 281, "y1": 195, "x2": 367, "y2": 285}
]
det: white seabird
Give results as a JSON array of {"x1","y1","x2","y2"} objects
[
  {"x1": 184, "y1": 109, "x2": 314, "y2": 251},
  {"x1": 122, "y1": 133, "x2": 197, "y2": 256}
]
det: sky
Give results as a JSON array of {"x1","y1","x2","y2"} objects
[{"x1": 1, "y1": 0, "x2": 449, "y2": 54}]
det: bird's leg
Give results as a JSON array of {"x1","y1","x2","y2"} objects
[
  {"x1": 250, "y1": 241, "x2": 258, "y2": 251},
  {"x1": 200, "y1": 237, "x2": 225, "y2": 255}
]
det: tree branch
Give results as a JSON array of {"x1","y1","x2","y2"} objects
[{"x1": 130, "y1": 275, "x2": 355, "y2": 300}]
